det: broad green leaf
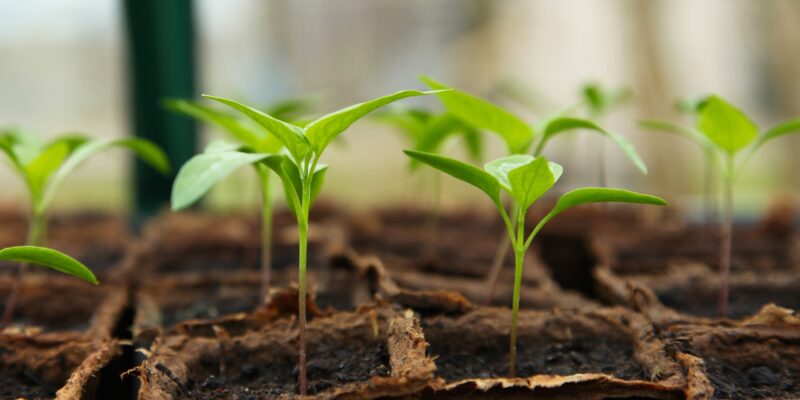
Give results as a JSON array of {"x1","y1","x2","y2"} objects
[
  {"x1": 697, "y1": 96, "x2": 758, "y2": 155},
  {"x1": 305, "y1": 89, "x2": 440, "y2": 154},
  {"x1": 165, "y1": 99, "x2": 265, "y2": 149},
  {"x1": 258, "y1": 154, "x2": 303, "y2": 213},
  {"x1": 0, "y1": 133, "x2": 24, "y2": 173},
  {"x1": 420, "y1": 75, "x2": 533, "y2": 154},
  {"x1": 204, "y1": 95, "x2": 310, "y2": 161},
  {"x1": 0, "y1": 246, "x2": 97, "y2": 285},
  {"x1": 537, "y1": 117, "x2": 647, "y2": 174},
  {"x1": 485, "y1": 154, "x2": 534, "y2": 191},
  {"x1": 310, "y1": 165, "x2": 328, "y2": 204},
  {"x1": 638, "y1": 120, "x2": 715, "y2": 151},
  {"x1": 544, "y1": 188, "x2": 666, "y2": 226},
  {"x1": 172, "y1": 151, "x2": 269, "y2": 210},
  {"x1": 38, "y1": 138, "x2": 169, "y2": 214},
  {"x1": 750, "y1": 118, "x2": 800, "y2": 154},
  {"x1": 675, "y1": 96, "x2": 710, "y2": 115},
  {"x1": 508, "y1": 157, "x2": 562, "y2": 210},
  {"x1": 404, "y1": 149, "x2": 501, "y2": 206}
]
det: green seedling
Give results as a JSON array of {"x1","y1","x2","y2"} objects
[
  {"x1": 166, "y1": 97, "x2": 315, "y2": 305},
  {"x1": 374, "y1": 107, "x2": 483, "y2": 249},
  {"x1": 419, "y1": 77, "x2": 648, "y2": 303},
  {"x1": 581, "y1": 83, "x2": 632, "y2": 186},
  {"x1": 0, "y1": 129, "x2": 168, "y2": 327},
  {"x1": 405, "y1": 150, "x2": 665, "y2": 376},
  {"x1": 640, "y1": 95, "x2": 800, "y2": 316},
  {"x1": 172, "y1": 88, "x2": 440, "y2": 395}
]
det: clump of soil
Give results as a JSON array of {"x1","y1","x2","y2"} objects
[{"x1": 422, "y1": 308, "x2": 649, "y2": 382}]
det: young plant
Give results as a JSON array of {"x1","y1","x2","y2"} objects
[
  {"x1": 172, "y1": 88, "x2": 440, "y2": 394},
  {"x1": 405, "y1": 150, "x2": 666, "y2": 376},
  {"x1": 0, "y1": 129, "x2": 168, "y2": 327},
  {"x1": 166, "y1": 97, "x2": 314, "y2": 305},
  {"x1": 641, "y1": 95, "x2": 800, "y2": 316},
  {"x1": 0, "y1": 246, "x2": 98, "y2": 285},
  {"x1": 374, "y1": 107, "x2": 483, "y2": 248},
  {"x1": 581, "y1": 83, "x2": 632, "y2": 186},
  {"x1": 419, "y1": 77, "x2": 648, "y2": 303}
]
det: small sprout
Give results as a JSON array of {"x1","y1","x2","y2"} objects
[
  {"x1": 642, "y1": 95, "x2": 800, "y2": 316},
  {"x1": 180, "y1": 88, "x2": 440, "y2": 395},
  {"x1": 0, "y1": 129, "x2": 168, "y2": 327},
  {"x1": 405, "y1": 149, "x2": 665, "y2": 376}
]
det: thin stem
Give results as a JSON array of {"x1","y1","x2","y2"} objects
[
  {"x1": 296, "y1": 154, "x2": 319, "y2": 396},
  {"x1": 424, "y1": 169, "x2": 441, "y2": 255},
  {"x1": 257, "y1": 166, "x2": 273, "y2": 307},
  {"x1": 1, "y1": 210, "x2": 47, "y2": 328},
  {"x1": 718, "y1": 165, "x2": 734, "y2": 317},
  {"x1": 508, "y1": 207, "x2": 526, "y2": 377}
]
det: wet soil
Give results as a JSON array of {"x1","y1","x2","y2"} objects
[{"x1": 421, "y1": 308, "x2": 648, "y2": 382}]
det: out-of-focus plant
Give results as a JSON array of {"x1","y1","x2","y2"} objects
[
  {"x1": 405, "y1": 149, "x2": 665, "y2": 376},
  {"x1": 374, "y1": 107, "x2": 483, "y2": 248},
  {"x1": 173, "y1": 88, "x2": 441, "y2": 395},
  {"x1": 166, "y1": 97, "x2": 315, "y2": 305},
  {"x1": 581, "y1": 83, "x2": 632, "y2": 186},
  {"x1": 0, "y1": 129, "x2": 168, "y2": 327},
  {"x1": 641, "y1": 95, "x2": 800, "y2": 316}
]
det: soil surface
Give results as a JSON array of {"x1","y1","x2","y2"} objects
[
  {"x1": 421, "y1": 308, "x2": 647, "y2": 382},
  {"x1": 0, "y1": 371, "x2": 55, "y2": 399},
  {"x1": 665, "y1": 328, "x2": 800, "y2": 399}
]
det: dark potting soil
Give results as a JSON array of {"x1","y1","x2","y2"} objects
[
  {"x1": 654, "y1": 277, "x2": 800, "y2": 319},
  {"x1": 422, "y1": 309, "x2": 647, "y2": 382},
  {"x1": 160, "y1": 294, "x2": 260, "y2": 328},
  {"x1": 182, "y1": 320, "x2": 390, "y2": 398},
  {"x1": 0, "y1": 280, "x2": 105, "y2": 332},
  {"x1": 666, "y1": 333, "x2": 800, "y2": 399},
  {"x1": 0, "y1": 371, "x2": 55, "y2": 399}
]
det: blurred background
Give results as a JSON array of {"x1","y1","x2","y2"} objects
[{"x1": 1, "y1": 0, "x2": 799, "y2": 218}]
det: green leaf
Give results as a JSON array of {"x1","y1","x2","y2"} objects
[
  {"x1": 374, "y1": 108, "x2": 431, "y2": 144},
  {"x1": 582, "y1": 84, "x2": 630, "y2": 116},
  {"x1": 420, "y1": 75, "x2": 533, "y2": 154},
  {"x1": 38, "y1": 138, "x2": 170, "y2": 214},
  {"x1": 165, "y1": 99, "x2": 265, "y2": 149},
  {"x1": 508, "y1": 157, "x2": 562, "y2": 210},
  {"x1": 750, "y1": 118, "x2": 800, "y2": 154},
  {"x1": 404, "y1": 149, "x2": 501, "y2": 206},
  {"x1": 537, "y1": 117, "x2": 647, "y2": 174},
  {"x1": 25, "y1": 141, "x2": 72, "y2": 200},
  {"x1": 697, "y1": 95, "x2": 758, "y2": 155},
  {"x1": 0, "y1": 246, "x2": 97, "y2": 285},
  {"x1": 485, "y1": 154, "x2": 535, "y2": 191},
  {"x1": 638, "y1": 120, "x2": 715, "y2": 152},
  {"x1": 204, "y1": 139, "x2": 243, "y2": 153},
  {"x1": 305, "y1": 89, "x2": 441, "y2": 154},
  {"x1": 172, "y1": 151, "x2": 269, "y2": 211},
  {"x1": 545, "y1": 187, "x2": 666, "y2": 224},
  {"x1": 204, "y1": 95, "x2": 310, "y2": 161},
  {"x1": 264, "y1": 96, "x2": 317, "y2": 122},
  {"x1": 310, "y1": 165, "x2": 328, "y2": 204}
]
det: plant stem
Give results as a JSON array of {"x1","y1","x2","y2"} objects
[
  {"x1": 297, "y1": 215, "x2": 308, "y2": 395},
  {"x1": 485, "y1": 202, "x2": 518, "y2": 305},
  {"x1": 508, "y1": 208, "x2": 526, "y2": 377},
  {"x1": 598, "y1": 138, "x2": 607, "y2": 187},
  {"x1": 718, "y1": 172, "x2": 734, "y2": 317},
  {"x1": 703, "y1": 150, "x2": 717, "y2": 223},
  {"x1": 257, "y1": 166, "x2": 273, "y2": 307},
  {"x1": 424, "y1": 168, "x2": 441, "y2": 255},
  {"x1": 1, "y1": 210, "x2": 46, "y2": 329}
]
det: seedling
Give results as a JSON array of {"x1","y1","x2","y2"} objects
[
  {"x1": 0, "y1": 129, "x2": 168, "y2": 326},
  {"x1": 172, "y1": 88, "x2": 440, "y2": 394},
  {"x1": 640, "y1": 95, "x2": 800, "y2": 316},
  {"x1": 419, "y1": 77, "x2": 648, "y2": 303},
  {"x1": 0, "y1": 246, "x2": 97, "y2": 284},
  {"x1": 374, "y1": 107, "x2": 483, "y2": 248},
  {"x1": 405, "y1": 150, "x2": 666, "y2": 376},
  {"x1": 581, "y1": 83, "x2": 632, "y2": 186},
  {"x1": 167, "y1": 97, "x2": 314, "y2": 305}
]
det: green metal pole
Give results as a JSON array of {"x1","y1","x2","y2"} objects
[{"x1": 123, "y1": 0, "x2": 197, "y2": 220}]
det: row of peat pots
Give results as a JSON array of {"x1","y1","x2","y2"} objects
[{"x1": 0, "y1": 202, "x2": 798, "y2": 399}]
